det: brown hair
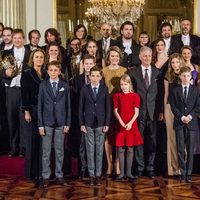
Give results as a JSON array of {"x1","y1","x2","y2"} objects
[
  {"x1": 47, "y1": 60, "x2": 61, "y2": 70},
  {"x1": 46, "y1": 42, "x2": 62, "y2": 63},
  {"x1": 165, "y1": 53, "x2": 184, "y2": 83},
  {"x1": 82, "y1": 54, "x2": 95, "y2": 64},
  {"x1": 12, "y1": 28, "x2": 25, "y2": 38},
  {"x1": 89, "y1": 66, "x2": 102, "y2": 76},
  {"x1": 28, "y1": 48, "x2": 46, "y2": 67},
  {"x1": 44, "y1": 28, "x2": 61, "y2": 45},
  {"x1": 179, "y1": 66, "x2": 191, "y2": 75},
  {"x1": 106, "y1": 46, "x2": 123, "y2": 65}
]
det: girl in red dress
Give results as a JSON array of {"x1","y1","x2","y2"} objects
[{"x1": 113, "y1": 74, "x2": 143, "y2": 180}]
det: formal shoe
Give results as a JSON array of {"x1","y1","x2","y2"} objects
[
  {"x1": 56, "y1": 178, "x2": 68, "y2": 186},
  {"x1": 179, "y1": 176, "x2": 186, "y2": 183},
  {"x1": 105, "y1": 174, "x2": 112, "y2": 179},
  {"x1": 19, "y1": 153, "x2": 25, "y2": 157},
  {"x1": 89, "y1": 177, "x2": 95, "y2": 186},
  {"x1": 8, "y1": 152, "x2": 18, "y2": 157},
  {"x1": 96, "y1": 177, "x2": 101, "y2": 186},
  {"x1": 135, "y1": 171, "x2": 143, "y2": 178},
  {"x1": 34, "y1": 179, "x2": 43, "y2": 188},
  {"x1": 186, "y1": 175, "x2": 192, "y2": 183},
  {"x1": 42, "y1": 179, "x2": 50, "y2": 188},
  {"x1": 116, "y1": 174, "x2": 124, "y2": 180},
  {"x1": 147, "y1": 171, "x2": 156, "y2": 179},
  {"x1": 126, "y1": 175, "x2": 137, "y2": 181},
  {"x1": 79, "y1": 171, "x2": 85, "y2": 180}
]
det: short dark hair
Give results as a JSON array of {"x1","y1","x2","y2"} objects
[
  {"x1": 89, "y1": 67, "x2": 102, "y2": 76},
  {"x1": 28, "y1": 29, "x2": 41, "y2": 41},
  {"x1": 120, "y1": 21, "x2": 135, "y2": 34},
  {"x1": 0, "y1": 22, "x2": 4, "y2": 30},
  {"x1": 48, "y1": 60, "x2": 61, "y2": 70},
  {"x1": 159, "y1": 22, "x2": 172, "y2": 34},
  {"x1": 179, "y1": 66, "x2": 191, "y2": 75},
  {"x1": 82, "y1": 54, "x2": 95, "y2": 64}
]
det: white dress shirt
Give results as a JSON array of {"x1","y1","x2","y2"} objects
[
  {"x1": 141, "y1": 65, "x2": 152, "y2": 85},
  {"x1": 164, "y1": 37, "x2": 171, "y2": 53},
  {"x1": 181, "y1": 34, "x2": 190, "y2": 46}
]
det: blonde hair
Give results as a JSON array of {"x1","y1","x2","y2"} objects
[{"x1": 120, "y1": 74, "x2": 134, "y2": 92}]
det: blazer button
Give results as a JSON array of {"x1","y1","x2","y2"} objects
[{"x1": 54, "y1": 102, "x2": 56, "y2": 104}]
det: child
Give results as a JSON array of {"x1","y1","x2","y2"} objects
[
  {"x1": 113, "y1": 74, "x2": 143, "y2": 180},
  {"x1": 37, "y1": 60, "x2": 71, "y2": 188},
  {"x1": 79, "y1": 67, "x2": 110, "y2": 186},
  {"x1": 170, "y1": 66, "x2": 200, "y2": 183},
  {"x1": 73, "y1": 54, "x2": 96, "y2": 179}
]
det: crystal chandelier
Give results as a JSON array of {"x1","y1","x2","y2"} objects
[{"x1": 85, "y1": 0, "x2": 145, "y2": 30}]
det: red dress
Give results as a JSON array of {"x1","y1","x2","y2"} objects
[{"x1": 113, "y1": 92, "x2": 143, "y2": 147}]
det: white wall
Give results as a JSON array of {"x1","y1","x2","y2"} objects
[{"x1": 25, "y1": 0, "x2": 57, "y2": 45}]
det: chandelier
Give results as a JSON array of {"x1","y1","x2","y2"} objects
[{"x1": 85, "y1": 0, "x2": 145, "y2": 30}]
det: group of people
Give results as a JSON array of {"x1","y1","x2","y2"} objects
[{"x1": 0, "y1": 18, "x2": 200, "y2": 187}]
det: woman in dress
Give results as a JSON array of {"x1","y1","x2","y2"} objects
[
  {"x1": 21, "y1": 48, "x2": 48, "y2": 185},
  {"x1": 102, "y1": 46, "x2": 127, "y2": 177}
]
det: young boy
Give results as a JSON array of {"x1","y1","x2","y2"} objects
[
  {"x1": 170, "y1": 66, "x2": 200, "y2": 183},
  {"x1": 73, "y1": 54, "x2": 96, "y2": 179},
  {"x1": 38, "y1": 60, "x2": 71, "y2": 188},
  {"x1": 79, "y1": 67, "x2": 110, "y2": 186}
]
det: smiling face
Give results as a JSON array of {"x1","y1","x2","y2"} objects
[
  {"x1": 181, "y1": 48, "x2": 192, "y2": 62},
  {"x1": 75, "y1": 27, "x2": 85, "y2": 40},
  {"x1": 2, "y1": 29, "x2": 12, "y2": 45},
  {"x1": 46, "y1": 32, "x2": 56, "y2": 43},
  {"x1": 120, "y1": 80, "x2": 130, "y2": 93},
  {"x1": 12, "y1": 32, "x2": 24, "y2": 48},
  {"x1": 83, "y1": 58, "x2": 95, "y2": 74},
  {"x1": 161, "y1": 26, "x2": 172, "y2": 39},
  {"x1": 181, "y1": 20, "x2": 191, "y2": 35},
  {"x1": 109, "y1": 50, "x2": 120, "y2": 66},
  {"x1": 139, "y1": 49, "x2": 152, "y2": 67},
  {"x1": 48, "y1": 45, "x2": 59, "y2": 60},
  {"x1": 100, "y1": 23, "x2": 112, "y2": 39},
  {"x1": 139, "y1": 33, "x2": 149, "y2": 46},
  {"x1": 30, "y1": 32, "x2": 40, "y2": 47}
]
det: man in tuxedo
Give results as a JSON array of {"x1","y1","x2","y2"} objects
[
  {"x1": 127, "y1": 46, "x2": 160, "y2": 178},
  {"x1": 1, "y1": 28, "x2": 30, "y2": 156},
  {"x1": 24, "y1": 29, "x2": 41, "y2": 52},
  {"x1": 116, "y1": 21, "x2": 141, "y2": 69},
  {"x1": 97, "y1": 23, "x2": 116, "y2": 60},
  {"x1": 0, "y1": 22, "x2": 4, "y2": 45},
  {"x1": 0, "y1": 27, "x2": 13, "y2": 51},
  {"x1": 173, "y1": 19, "x2": 200, "y2": 64},
  {"x1": 151, "y1": 22, "x2": 183, "y2": 55}
]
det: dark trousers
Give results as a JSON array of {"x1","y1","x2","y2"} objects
[
  {"x1": 176, "y1": 127, "x2": 195, "y2": 176},
  {"x1": 135, "y1": 114, "x2": 157, "y2": 172},
  {"x1": 80, "y1": 133, "x2": 87, "y2": 172},
  {"x1": 5, "y1": 87, "x2": 25, "y2": 154}
]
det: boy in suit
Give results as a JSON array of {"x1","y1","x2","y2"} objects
[
  {"x1": 170, "y1": 66, "x2": 200, "y2": 183},
  {"x1": 73, "y1": 54, "x2": 95, "y2": 179},
  {"x1": 38, "y1": 60, "x2": 71, "y2": 188},
  {"x1": 79, "y1": 67, "x2": 110, "y2": 186}
]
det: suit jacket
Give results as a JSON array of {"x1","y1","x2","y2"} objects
[
  {"x1": 97, "y1": 38, "x2": 117, "y2": 60},
  {"x1": 115, "y1": 38, "x2": 141, "y2": 68},
  {"x1": 79, "y1": 84, "x2": 110, "y2": 127},
  {"x1": 21, "y1": 66, "x2": 48, "y2": 111},
  {"x1": 170, "y1": 84, "x2": 200, "y2": 131},
  {"x1": 127, "y1": 66, "x2": 160, "y2": 120},
  {"x1": 1, "y1": 47, "x2": 31, "y2": 85},
  {"x1": 24, "y1": 44, "x2": 41, "y2": 52},
  {"x1": 37, "y1": 79, "x2": 71, "y2": 127}
]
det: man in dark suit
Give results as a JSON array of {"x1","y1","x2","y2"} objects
[
  {"x1": 97, "y1": 23, "x2": 116, "y2": 61},
  {"x1": 24, "y1": 29, "x2": 41, "y2": 52},
  {"x1": 79, "y1": 67, "x2": 110, "y2": 186},
  {"x1": 116, "y1": 21, "x2": 141, "y2": 69},
  {"x1": 38, "y1": 61, "x2": 70, "y2": 187},
  {"x1": 1, "y1": 28, "x2": 30, "y2": 157},
  {"x1": 170, "y1": 66, "x2": 200, "y2": 183},
  {"x1": 128, "y1": 46, "x2": 160, "y2": 178},
  {"x1": 173, "y1": 19, "x2": 200, "y2": 64},
  {"x1": 151, "y1": 22, "x2": 183, "y2": 55},
  {"x1": 0, "y1": 27, "x2": 13, "y2": 51}
]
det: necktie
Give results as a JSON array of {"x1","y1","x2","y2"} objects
[
  {"x1": 103, "y1": 39, "x2": 108, "y2": 57},
  {"x1": 93, "y1": 87, "x2": 97, "y2": 98},
  {"x1": 183, "y1": 86, "x2": 187, "y2": 102},
  {"x1": 144, "y1": 69, "x2": 149, "y2": 89},
  {"x1": 52, "y1": 82, "x2": 57, "y2": 97},
  {"x1": 86, "y1": 75, "x2": 90, "y2": 85}
]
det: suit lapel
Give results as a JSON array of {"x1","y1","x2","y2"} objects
[
  {"x1": 186, "y1": 85, "x2": 193, "y2": 104},
  {"x1": 47, "y1": 80, "x2": 55, "y2": 98},
  {"x1": 138, "y1": 67, "x2": 147, "y2": 90},
  {"x1": 177, "y1": 86, "x2": 184, "y2": 103},
  {"x1": 88, "y1": 84, "x2": 96, "y2": 101}
]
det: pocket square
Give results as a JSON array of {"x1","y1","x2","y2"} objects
[{"x1": 59, "y1": 87, "x2": 65, "y2": 92}]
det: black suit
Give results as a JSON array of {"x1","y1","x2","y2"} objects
[
  {"x1": 1, "y1": 47, "x2": 30, "y2": 155},
  {"x1": 116, "y1": 38, "x2": 141, "y2": 68},
  {"x1": 97, "y1": 38, "x2": 116, "y2": 60},
  {"x1": 79, "y1": 84, "x2": 110, "y2": 127},
  {"x1": 24, "y1": 44, "x2": 41, "y2": 52},
  {"x1": 170, "y1": 85, "x2": 200, "y2": 177},
  {"x1": 128, "y1": 66, "x2": 160, "y2": 173}
]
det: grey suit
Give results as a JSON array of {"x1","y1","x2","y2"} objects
[
  {"x1": 38, "y1": 79, "x2": 71, "y2": 179},
  {"x1": 128, "y1": 66, "x2": 160, "y2": 173}
]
